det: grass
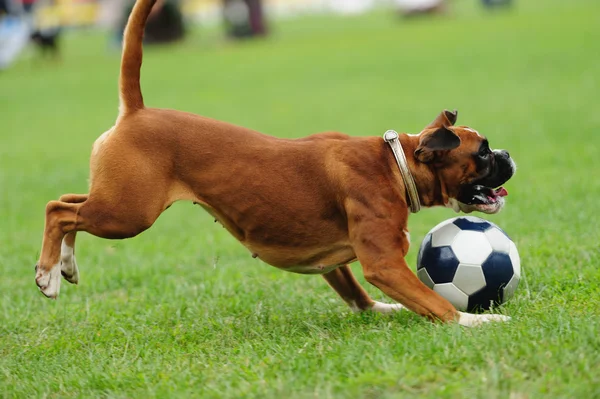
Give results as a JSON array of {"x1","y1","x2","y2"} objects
[{"x1": 1, "y1": 0, "x2": 600, "y2": 397}]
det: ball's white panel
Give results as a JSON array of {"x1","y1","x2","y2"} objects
[
  {"x1": 417, "y1": 268, "x2": 435, "y2": 289},
  {"x1": 434, "y1": 283, "x2": 469, "y2": 311},
  {"x1": 508, "y1": 241, "x2": 521, "y2": 278},
  {"x1": 429, "y1": 217, "x2": 457, "y2": 233},
  {"x1": 451, "y1": 231, "x2": 493, "y2": 265},
  {"x1": 453, "y1": 264, "x2": 487, "y2": 295},
  {"x1": 484, "y1": 227, "x2": 511, "y2": 254},
  {"x1": 431, "y1": 223, "x2": 462, "y2": 248},
  {"x1": 502, "y1": 273, "x2": 520, "y2": 302}
]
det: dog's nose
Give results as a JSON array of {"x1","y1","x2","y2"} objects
[{"x1": 495, "y1": 149, "x2": 510, "y2": 159}]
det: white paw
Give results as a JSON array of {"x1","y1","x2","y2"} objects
[
  {"x1": 458, "y1": 311, "x2": 511, "y2": 327},
  {"x1": 371, "y1": 301, "x2": 406, "y2": 314},
  {"x1": 35, "y1": 263, "x2": 62, "y2": 299},
  {"x1": 60, "y1": 240, "x2": 79, "y2": 284}
]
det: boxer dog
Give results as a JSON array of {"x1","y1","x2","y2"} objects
[{"x1": 35, "y1": 0, "x2": 516, "y2": 327}]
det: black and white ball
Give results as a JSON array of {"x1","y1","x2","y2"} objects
[{"x1": 417, "y1": 216, "x2": 520, "y2": 312}]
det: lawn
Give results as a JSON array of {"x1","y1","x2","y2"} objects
[{"x1": 1, "y1": 0, "x2": 600, "y2": 397}]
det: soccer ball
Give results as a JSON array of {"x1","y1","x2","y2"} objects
[{"x1": 416, "y1": 216, "x2": 520, "y2": 312}]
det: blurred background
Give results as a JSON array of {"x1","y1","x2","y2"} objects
[{"x1": 1, "y1": 0, "x2": 516, "y2": 69}]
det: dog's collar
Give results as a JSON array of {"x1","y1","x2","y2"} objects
[{"x1": 383, "y1": 130, "x2": 421, "y2": 214}]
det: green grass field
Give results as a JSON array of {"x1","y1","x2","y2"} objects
[{"x1": 1, "y1": 1, "x2": 600, "y2": 397}]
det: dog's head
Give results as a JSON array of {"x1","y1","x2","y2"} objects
[{"x1": 414, "y1": 110, "x2": 516, "y2": 214}]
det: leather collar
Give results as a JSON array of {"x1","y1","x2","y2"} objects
[{"x1": 383, "y1": 130, "x2": 421, "y2": 213}]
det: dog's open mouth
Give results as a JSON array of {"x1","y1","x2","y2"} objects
[
  {"x1": 470, "y1": 185, "x2": 508, "y2": 205},
  {"x1": 455, "y1": 184, "x2": 509, "y2": 214}
]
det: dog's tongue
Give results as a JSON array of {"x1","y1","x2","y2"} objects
[{"x1": 495, "y1": 187, "x2": 508, "y2": 197}]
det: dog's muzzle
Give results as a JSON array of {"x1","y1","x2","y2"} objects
[{"x1": 455, "y1": 150, "x2": 516, "y2": 214}]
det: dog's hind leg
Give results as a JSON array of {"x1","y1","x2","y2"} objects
[
  {"x1": 35, "y1": 189, "x2": 166, "y2": 299},
  {"x1": 322, "y1": 265, "x2": 405, "y2": 314},
  {"x1": 58, "y1": 194, "x2": 88, "y2": 284}
]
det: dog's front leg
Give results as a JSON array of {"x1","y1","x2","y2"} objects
[
  {"x1": 322, "y1": 265, "x2": 406, "y2": 314},
  {"x1": 360, "y1": 251, "x2": 510, "y2": 326},
  {"x1": 362, "y1": 256, "x2": 459, "y2": 322},
  {"x1": 346, "y1": 199, "x2": 509, "y2": 326}
]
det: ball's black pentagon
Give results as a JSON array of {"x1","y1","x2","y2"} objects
[
  {"x1": 418, "y1": 245, "x2": 459, "y2": 284},
  {"x1": 467, "y1": 286, "x2": 501, "y2": 312},
  {"x1": 452, "y1": 217, "x2": 492, "y2": 232},
  {"x1": 467, "y1": 252, "x2": 514, "y2": 312},
  {"x1": 417, "y1": 233, "x2": 432, "y2": 270},
  {"x1": 482, "y1": 251, "x2": 514, "y2": 286}
]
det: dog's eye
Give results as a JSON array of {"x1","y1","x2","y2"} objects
[{"x1": 478, "y1": 147, "x2": 491, "y2": 157}]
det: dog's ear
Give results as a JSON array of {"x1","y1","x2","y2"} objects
[
  {"x1": 414, "y1": 126, "x2": 461, "y2": 163},
  {"x1": 425, "y1": 110, "x2": 458, "y2": 129}
]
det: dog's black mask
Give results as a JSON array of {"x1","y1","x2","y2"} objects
[{"x1": 457, "y1": 150, "x2": 515, "y2": 206}]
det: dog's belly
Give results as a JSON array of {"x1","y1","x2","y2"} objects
[
  {"x1": 197, "y1": 202, "x2": 356, "y2": 275},
  {"x1": 283, "y1": 264, "x2": 344, "y2": 275},
  {"x1": 243, "y1": 241, "x2": 357, "y2": 275}
]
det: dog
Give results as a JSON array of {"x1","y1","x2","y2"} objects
[{"x1": 34, "y1": 0, "x2": 516, "y2": 327}]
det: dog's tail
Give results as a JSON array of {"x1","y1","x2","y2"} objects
[{"x1": 119, "y1": 0, "x2": 156, "y2": 115}]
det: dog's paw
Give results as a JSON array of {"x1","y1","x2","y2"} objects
[
  {"x1": 371, "y1": 301, "x2": 406, "y2": 314},
  {"x1": 35, "y1": 263, "x2": 62, "y2": 299},
  {"x1": 457, "y1": 311, "x2": 511, "y2": 327},
  {"x1": 61, "y1": 259, "x2": 79, "y2": 284},
  {"x1": 60, "y1": 240, "x2": 79, "y2": 284},
  {"x1": 60, "y1": 256, "x2": 79, "y2": 284}
]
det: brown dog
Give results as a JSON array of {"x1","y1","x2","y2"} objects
[{"x1": 35, "y1": 0, "x2": 516, "y2": 327}]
